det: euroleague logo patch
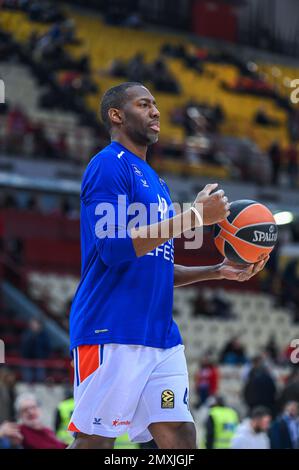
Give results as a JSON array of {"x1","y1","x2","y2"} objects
[{"x1": 161, "y1": 389, "x2": 175, "y2": 409}]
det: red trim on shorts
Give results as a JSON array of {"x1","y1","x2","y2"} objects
[
  {"x1": 77, "y1": 345, "x2": 99, "y2": 382},
  {"x1": 68, "y1": 421, "x2": 81, "y2": 433}
]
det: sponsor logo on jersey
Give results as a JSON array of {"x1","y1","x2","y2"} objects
[
  {"x1": 93, "y1": 417, "x2": 102, "y2": 425},
  {"x1": 141, "y1": 178, "x2": 149, "y2": 188},
  {"x1": 131, "y1": 164, "x2": 143, "y2": 177},
  {"x1": 157, "y1": 194, "x2": 168, "y2": 220},
  {"x1": 112, "y1": 419, "x2": 131, "y2": 427},
  {"x1": 146, "y1": 239, "x2": 174, "y2": 263},
  {"x1": 117, "y1": 151, "x2": 124, "y2": 159},
  {"x1": 161, "y1": 389, "x2": 175, "y2": 409}
]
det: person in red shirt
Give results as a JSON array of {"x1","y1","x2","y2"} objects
[
  {"x1": 15, "y1": 393, "x2": 66, "y2": 449},
  {"x1": 194, "y1": 356, "x2": 219, "y2": 408}
]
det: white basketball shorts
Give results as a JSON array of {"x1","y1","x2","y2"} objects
[{"x1": 68, "y1": 343, "x2": 194, "y2": 443}]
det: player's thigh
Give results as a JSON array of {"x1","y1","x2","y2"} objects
[
  {"x1": 68, "y1": 432, "x2": 115, "y2": 449},
  {"x1": 148, "y1": 421, "x2": 197, "y2": 449}
]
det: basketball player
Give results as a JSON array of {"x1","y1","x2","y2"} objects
[{"x1": 67, "y1": 82, "x2": 268, "y2": 449}]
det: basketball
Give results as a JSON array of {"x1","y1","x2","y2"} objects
[{"x1": 214, "y1": 200, "x2": 278, "y2": 264}]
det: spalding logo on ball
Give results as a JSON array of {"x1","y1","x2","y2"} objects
[{"x1": 214, "y1": 200, "x2": 278, "y2": 264}]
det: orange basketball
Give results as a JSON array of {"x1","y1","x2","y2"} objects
[{"x1": 214, "y1": 200, "x2": 278, "y2": 264}]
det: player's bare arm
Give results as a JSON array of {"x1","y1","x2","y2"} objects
[
  {"x1": 131, "y1": 183, "x2": 230, "y2": 257},
  {"x1": 173, "y1": 255, "x2": 269, "y2": 287}
]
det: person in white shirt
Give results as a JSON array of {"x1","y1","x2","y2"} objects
[{"x1": 231, "y1": 406, "x2": 272, "y2": 449}]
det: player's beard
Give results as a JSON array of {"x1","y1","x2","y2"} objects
[{"x1": 125, "y1": 122, "x2": 158, "y2": 146}]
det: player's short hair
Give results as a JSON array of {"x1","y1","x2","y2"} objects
[{"x1": 100, "y1": 82, "x2": 142, "y2": 132}]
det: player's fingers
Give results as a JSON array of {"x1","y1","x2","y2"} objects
[
  {"x1": 238, "y1": 272, "x2": 248, "y2": 282},
  {"x1": 211, "y1": 189, "x2": 225, "y2": 199},
  {"x1": 250, "y1": 260, "x2": 264, "y2": 276},
  {"x1": 202, "y1": 183, "x2": 218, "y2": 195},
  {"x1": 245, "y1": 264, "x2": 255, "y2": 276}
]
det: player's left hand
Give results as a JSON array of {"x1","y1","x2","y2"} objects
[{"x1": 219, "y1": 255, "x2": 269, "y2": 282}]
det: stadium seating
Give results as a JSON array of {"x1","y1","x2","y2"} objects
[
  {"x1": 174, "y1": 287, "x2": 297, "y2": 361},
  {"x1": 27, "y1": 271, "x2": 78, "y2": 317},
  {"x1": 1, "y1": 8, "x2": 296, "y2": 151},
  {"x1": 67, "y1": 11, "x2": 292, "y2": 149},
  {"x1": 0, "y1": 61, "x2": 95, "y2": 161}
]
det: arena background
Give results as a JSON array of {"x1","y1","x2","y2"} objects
[{"x1": 0, "y1": 0, "x2": 299, "y2": 450}]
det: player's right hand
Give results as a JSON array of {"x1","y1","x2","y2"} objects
[{"x1": 193, "y1": 183, "x2": 230, "y2": 226}]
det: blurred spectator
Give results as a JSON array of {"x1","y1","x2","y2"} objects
[
  {"x1": 285, "y1": 143, "x2": 298, "y2": 189},
  {"x1": 220, "y1": 337, "x2": 247, "y2": 365},
  {"x1": 194, "y1": 356, "x2": 219, "y2": 407},
  {"x1": 20, "y1": 319, "x2": 51, "y2": 383},
  {"x1": 151, "y1": 56, "x2": 180, "y2": 94},
  {"x1": 231, "y1": 406, "x2": 271, "y2": 449},
  {"x1": 3, "y1": 193, "x2": 17, "y2": 209},
  {"x1": 0, "y1": 421, "x2": 23, "y2": 449},
  {"x1": 6, "y1": 237, "x2": 23, "y2": 265},
  {"x1": 269, "y1": 401, "x2": 299, "y2": 449},
  {"x1": 53, "y1": 132, "x2": 69, "y2": 159},
  {"x1": 32, "y1": 124, "x2": 54, "y2": 158},
  {"x1": 224, "y1": 75, "x2": 274, "y2": 98},
  {"x1": 210, "y1": 290, "x2": 234, "y2": 320},
  {"x1": 192, "y1": 290, "x2": 234, "y2": 320},
  {"x1": 254, "y1": 106, "x2": 280, "y2": 127},
  {"x1": 280, "y1": 259, "x2": 299, "y2": 311},
  {"x1": 184, "y1": 48, "x2": 203, "y2": 74},
  {"x1": 127, "y1": 53, "x2": 149, "y2": 82},
  {"x1": 26, "y1": 195, "x2": 41, "y2": 212},
  {"x1": 268, "y1": 140, "x2": 282, "y2": 186},
  {"x1": 243, "y1": 356, "x2": 277, "y2": 415},
  {"x1": 205, "y1": 396, "x2": 239, "y2": 449},
  {"x1": 262, "y1": 241, "x2": 280, "y2": 295},
  {"x1": 123, "y1": 12, "x2": 143, "y2": 29},
  {"x1": 6, "y1": 106, "x2": 30, "y2": 154},
  {"x1": 192, "y1": 291, "x2": 211, "y2": 317},
  {"x1": 279, "y1": 370, "x2": 299, "y2": 408},
  {"x1": 55, "y1": 389, "x2": 74, "y2": 445},
  {"x1": 16, "y1": 393, "x2": 66, "y2": 449},
  {"x1": 60, "y1": 198, "x2": 79, "y2": 219},
  {"x1": 106, "y1": 58, "x2": 127, "y2": 78},
  {"x1": 264, "y1": 335, "x2": 279, "y2": 364},
  {"x1": 0, "y1": 368, "x2": 17, "y2": 423}
]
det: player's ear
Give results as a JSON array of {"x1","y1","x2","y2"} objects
[{"x1": 108, "y1": 108, "x2": 123, "y2": 126}]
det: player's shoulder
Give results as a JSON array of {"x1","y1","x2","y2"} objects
[
  {"x1": 81, "y1": 143, "x2": 132, "y2": 200},
  {"x1": 88, "y1": 143, "x2": 126, "y2": 171},
  {"x1": 84, "y1": 143, "x2": 130, "y2": 182}
]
